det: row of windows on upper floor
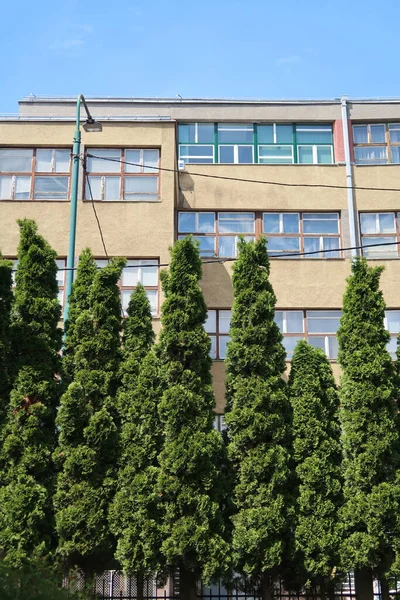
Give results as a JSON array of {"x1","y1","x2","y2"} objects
[
  {"x1": 178, "y1": 211, "x2": 400, "y2": 259},
  {"x1": 178, "y1": 122, "x2": 400, "y2": 165}
]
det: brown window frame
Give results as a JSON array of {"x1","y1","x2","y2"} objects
[
  {"x1": 353, "y1": 123, "x2": 400, "y2": 165},
  {"x1": 205, "y1": 309, "x2": 232, "y2": 359},
  {"x1": 178, "y1": 211, "x2": 342, "y2": 259},
  {"x1": 359, "y1": 211, "x2": 400, "y2": 259},
  {"x1": 0, "y1": 148, "x2": 71, "y2": 201},
  {"x1": 95, "y1": 258, "x2": 160, "y2": 317},
  {"x1": 84, "y1": 148, "x2": 161, "y2": 202}
]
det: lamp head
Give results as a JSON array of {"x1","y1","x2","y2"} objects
[{"x1": 83, "y1": 118, "x2": 102, "y2": 133}]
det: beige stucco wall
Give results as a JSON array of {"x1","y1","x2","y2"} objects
[
  {"x1": 352, "y1": 165, "x2": 400, "y2": 211},
  {"x1": 0, "y1": 121, "x2": 176, "y2": 265},
  {"x1": 348, "y1": 102, "x2": 400, "y2": 121}
]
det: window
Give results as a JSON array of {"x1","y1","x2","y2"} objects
[
  {"x1": 178, "y1": 212, "x2": 255, "y2": 257},
  {"x1": 205, "y1": 309, "x2": 232, "y2": 359},
  {"x1": 353, "y1": 123, "x2": 400, "y2": 164},
  {"x1": 263, "y1": 212, "x2": 340, "y2": 258},
  {"x1": 86, "y1": 149, "x2": 159, "y2": 201},
  {"x1": 95, "y1": 259, "x2": 159, "y2": 316},
  {"x1": 274, "y1": 310, "x2": 341, "y2": 360},
  {"x1": 213, "y1": 414, "x2": 227, "y2": 432},
  {"x1": 360, "y1": 212, "x2": 400, "y2": 258},
  {"x1": 0, "y1": 148, "x2": 71, "y2": 200},
  {"x1": 385, "y1": 311, "x2": 400, "y2": 359},
  {"x1": 178, "y1": 123, "x2": 334, "y2": 165}
]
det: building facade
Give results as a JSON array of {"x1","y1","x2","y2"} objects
[{"x1": 1, "y1": 95, "x2": 400, "y2": 414}]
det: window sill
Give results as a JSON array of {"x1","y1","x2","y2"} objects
[
  {"x1": 0, "y1": 199, "x2": 70, "y2": 202},
  {"x1": 82, "y1": 199, "x2": 161, "y2": 203},
  {"x1": 181, "y1": 163, "x2": 339, "y2": 168}
]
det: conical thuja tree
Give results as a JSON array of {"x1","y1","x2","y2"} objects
[
  {"x1": 157, "y1": 237, "x2": 229, "y2": 600},
  {"x1": 338, "y1": 257, "x2": 400, "y2": 600},
  {"x1": 109, "y1": 285, "x2": 161, "y2": 596},
  {"x1": 0, "y1": 257, "x2": 13, "y2": 426},
  {"x1": 0, "y1": 219, "x2": 62, "y2": 566},
  {"x1": 289, "y1": 341, "x2": 342, "y2": 599},
  {"x1": 117, "y1": 282, "x2": 155, "y2": 418},
  {"x1": 62, "y1": 248, "x2": 97, "y2": 383},
  {"x1": 54, "y1": 257, "x2": 125, "y2": 575},
  {"x1": 224, "y1": 237, "x2": 292, "y2": 600}
]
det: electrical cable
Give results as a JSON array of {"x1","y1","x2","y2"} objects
[
  {"x1": 86, "y1": 153, "x2": 400, "y2": 194},
  {"x1": 84, "y1": 162, "x2": 109, "y2": 261}
]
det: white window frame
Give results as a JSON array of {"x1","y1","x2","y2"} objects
[
  {"x1": 258, "y1": 145, "x2": 294, "y2": 163},
  {"x1": 178, "y1": 144, "x2": 215, "y2": 164},
  {"x1": 297, "y1": 144, "x2": 333, "y2": 164},
  {"x1": 218, "y1": 144, "x2": 254, "y2": 164}
]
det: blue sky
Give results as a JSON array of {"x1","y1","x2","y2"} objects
[{"x1": 1, "y1": 0, "x2": 399, "y2": 114}]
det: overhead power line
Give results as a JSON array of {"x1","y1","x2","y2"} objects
[{"x1": 86, "y1": 153, "x2": 400, "y2": 194}]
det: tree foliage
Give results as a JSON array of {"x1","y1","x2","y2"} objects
[
  {"x1": 0, "y1": 219, "x2": 62, "y2": 566},
  {"x1": 54, "y1": 257, "x2": 125, "y2": 574},
  {"x1": 337, "y1": 257, "x2": 400, "y2": 580},
  {"x1": 224, "y1": 237, "x2": 292, "y2": 598},
  {"x1": 0, "y1": 257, "x2": 13, "y2": 426},
  {"x1": 156, "y1": 237, "x2": 229, "y2": 597},
  {"x1": 289, "y1": 341, "x2": 342, "y2": 595}
]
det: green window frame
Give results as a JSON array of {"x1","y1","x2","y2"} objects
[{"x1": 178, "y1": 123, "x2": 334, "y2": 165}]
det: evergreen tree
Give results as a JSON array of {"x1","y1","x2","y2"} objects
[
  {"x1": 224, "y1": 237, "x2": 292, "y2": 600},
  {"x1": 338, "y1": 257, "x2": 400, "y2": 600},
  {"x1": 156, "y1": 237, "x2": 229, "y2": 600},
  {"x1": 62, "y1": 248, "x2": 97, "y2": 383},
  {"x1": 0, "y1": 257, "x2": 13, "y2": 425},
  {"x1": 54, "y1": 257, "x2": 125, "y2": 576},
  {"x1": 109, "y1": 285, "x2": 160, "y2": 596},
  {"x1": 0, "y1": 219, "x2": 62, "y2": 566},
  {"x1": 288, "y1": 341, "x2": 342, "y2": 599},
  {"x1": 118, "y1": 283, "x2": 155, "y2": 418}
]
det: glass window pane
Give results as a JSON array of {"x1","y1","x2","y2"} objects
[
  {"x1": 379, "y1": 213, "x2": 396, "y2": 233},
  {"x1": 258, "y1": 145, "x2": 293, "y2": 164},
  {"x1": 34, "y1": 176, "x2": 68, "y2": 199},
  {"x1": 217, "y1": 123, "x2": 254, "y2": 143},
  {"x1": 296, "y1": 126, "x2": 333, "y2": 144},
  {"x1": 124, "y1": 177, "x2": 158, "y2": 200},
  {"x1": 141, "y1": 263, "x2": 158, "y2": 286},
  {"x1": 360, "y1": 213, "x2": 378, "y2": 234},
  {"x1": 219, "y1": 336, "x2": 230, "y2": 359},
  {"x1": 54, "y1": 150, "x2": 71, "y2": 172},
  {"x1": 209, "y1": 336, "x2": 217, "y2": 359},
  {"x1": 143, "y1": 150, "x2": 159, "y2": 173},
  {"x1": 286, "y1": 311, "x2": 304, "y2": 333},
  {"x1": 282, "y1": 213, "x2": 299, "y2": 233},
  {"x1": 307, "y1": 311, "x2": 341, "y2": 333},
  {"x1": 178, "y1": 235, "x2": 215, "y2": 257},
  {"x1": 121, "y1": 265, "x2": 139, "y2": 287},
  {"x1": 56, "y1": 260, "x2": 65, "y2": 286},
  {"x1": 387, "y1": 337, "x2": 398, "y2": 360},
  {"x1": 298, "y1": 146, "x2": 314, "y2": 164},
  {"x1": 219, "y1": 146, "x2": 235, "y2": 163},
  {"x1": 304, "y1": 237, "x2": 322, "y2": 257},
  {"x1": 257, "y1": 125, "x2": 273, "y2": 143},
  {"x1": 198, "y1": 213, "x2": 215, "y2": 233},
  {"x1": 317, "y1": 146, "x2": 333, "y2": 164},
  {"x1": 178, "y1": 124, "x2": 196, "y2": 143},
  {"x1": 145, "y1": 290, "x2": 158, "y2": 314},
  {"x1": 308, "y1": 336, "x2": 326, "y2": 353},
  {"x1": 263, "y1": 213, "x2": 280, "y2": 233},
  {"x1": 219, "y1": 310, "x2": 232, "y2": 334},
  {"x1": 0, "y1": 149, "x2": 33, "y2": 172},
  {"x1": 391, "y1": 147, "x2": 400, "y2": 164},
  {"x1": 86, "y1": 149, "x2": 121, "y2": 172},
  {"x1": 205, "y1": 310, "x2": 216, "y2": 333},
  {"x1": 0, "y1": 176, "x2": 12, "y2": 199},
  {"x1": 179, "y1": 212, "x2": 215, "y2": 234},
  {"x1": 35, "y1": 149, "x2": 53, "y2": 172},
  {"x1": 179, "y1": 145, "x2": 214, "y2": 163},
  {"x1": 362, "y1": 237, "x2": 398, "y2": 258},
  {"x1": 354, "y1": 146, "x2": 388, "y2": 164},
  {"x1": 303, "y1": 214, "x2": 339, "y2": 234},
  {"x1": 353, "y1": 126, "x2": 368, "y2": 143},
  {"x1": 267, "y1": 237, "x2": 300, "y2": 254},
  {"x1": 121, "y1": 290, "x2": 131, "y2": 316},
  {"x1": 275, "y1": 311, "x2": 283, "y2": 331},
  {"x1": 276, "y1": 125, "x2": 293, "y2": 143},
  {"x1": 328, "y1": 336, "x2": 339, "y2": 359},
  {"x1": 178, "y1": 212, "x2": 195, "y2": 232},
  {"x1": 86, "y1": 176, "x2": 102, "y2": 200},
  {"x1": 218, "y1": 213, "x2": 255, "y2": 233},
  {"x1": 283, "y1": 336, "x2": 305, "y2": 359},
  {"x1": 198, "y1": 124, "x2": 215, "y2": 143},
  {"x1": 322, "y1": 237, "x2": 340, "y2": 258},
  {"x1": 14, "y1": 176, "x2": 31, "y2": 200},
  {"x1": 238, "y1": 146, "x2": 253, "y2": 164},
  {"x1": 124, "y1": 150, "x2": 141, "y2": 172},
  {"x1": 386, "y1": 311, "x2": 400, "y2": 334},
  {"x1": 370, "y1": 125, "x2": 386, "y2": 143},
  {"x1": 389, "y1": 124, "x2": 400, "y2": 143},
  {"x1": 219, "y1": 236, "x2": 236, "y2": 257},
  {"x1": 104, "y1": 177, "x2": 121, "y2": 200}
]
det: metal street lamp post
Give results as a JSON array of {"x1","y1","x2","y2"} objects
[{"x1": 63, "y1": 94, "x2": 102, "y2": 326}]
